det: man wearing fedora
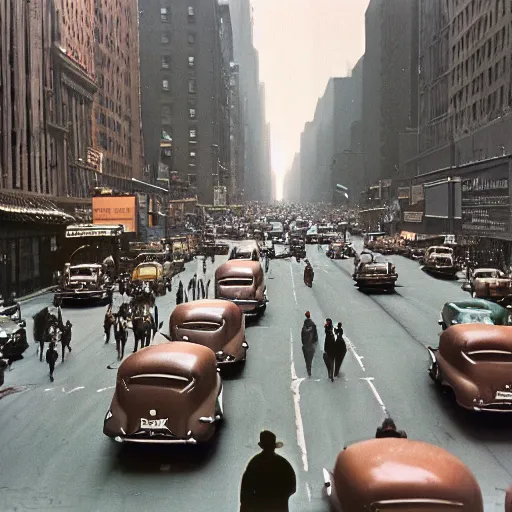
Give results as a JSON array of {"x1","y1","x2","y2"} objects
[{"x1": 240, "y1": 430, "x2": 296, "y2": 511}]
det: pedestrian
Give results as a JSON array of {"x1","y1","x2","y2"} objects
[
  {"x1": 45, "y1": 341, "x2": 59, "y2": 382},
  {"x1": 375, "y1": 417, "x2": 407, "y2": 439},
  {"x1": 301, "y1": 311, "x2": 318, "y2": 377},
  {"x1": 322, "y1": 318, "x2": 336, "y2": 382},
  {"x1": 61, "y1": 320, "x2": 72, "y2": 362},
  {"x1": 240, "y1": 430, "x2": 296, "y2": 512},
  {"x1": 176, "y1": 281, "x2": 184, "y2": 305},
  {"x1": 333, "y1": 322, "x2": 347, "y2": 378}
]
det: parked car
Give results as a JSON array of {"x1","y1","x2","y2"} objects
[
  {"x1": 327, "y1": 241, "x2": 345, "y2": 259},
  {"x1": 103, "y1": 342, "x2": 223, "y2": 444},
  {"x1": 323, "y1": 438, "x2": 484, "y2": 511},
  {"x1": 423, "y1": 246, "x2": 458, "y2": 277},
  {"x1": 428, "y1": 324, "x2": 512, "y2": 412},
  {"x1": 439, "y1": 299, "x2": 512, "y2": 330},
  {"x1": 463, "y1": 268, "x2": 512, "y2": 302},
  {"x1": 0, "y1": 313, "x2": 28, "y2": 361},
  {"x1": 169, "y1": 299, "x2": 248, "y2": 366},
  {"x1": 131, "y1": 261, "x2": 167, "y2": 296},
  {"x1": 353, "y1": 253, "x2": 398, "y2": 291},
  {"x1": 54, "y1": 263, "x2": 113, "y2": 305},
  {"x1": 215, "y1": 260, "x2": 268, "y2": 316}
]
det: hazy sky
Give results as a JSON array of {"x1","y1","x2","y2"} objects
[{"x1": 251, "y1": 0, "x2": 370, "y2": 199}]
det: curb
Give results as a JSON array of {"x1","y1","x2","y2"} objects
[{"x1": 18, "y1": 286, "x2": 57, "y2": 304}]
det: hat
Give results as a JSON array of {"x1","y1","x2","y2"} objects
[
  {"x1": 258, "y1": 430, "x2": 283, "y2": 450},
  {"x1": 305, "y1": 311, "x2": 310, "y2": 318}
]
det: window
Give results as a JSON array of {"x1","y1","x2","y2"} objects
[
  {"x1": 162, "y1": 105, "x2": 172, "y2": 123},
  {"x1": 161, "y1": 55, "x2": 170, "y2": 69},
  {"x1": 189, "y1": 108, "x2": 196, "y2": 119},
  {"x1": 189, "y1": 151, "x2": 197, "y2": 167},
  {"x1": 163, "y1": 148, "x2": 172, "y2": 157},
  {"x1": 188, "y1": 78, "x2": 196, "y2": 94},
  {"x1": 188, "y1": 173, "x2": 197, "y2": 186},
  {"x1": 188, "y1": 6, "x2": 195, "y2": 21},
  {"x1": 160, "y1": 7, "x2": 168, "y2": 21},
  {"x1": 188, "y1": 33, "x2": 195, "y2": 44},
  {"x1": 188, "y1": 56, "x2": 195, "y2": 68},
  {"x1": 189, "y1": 129, "x2": 197, "y2": 139},
  {"x1": 161, "y1": 32, "x2": 170, "y2": 44}
]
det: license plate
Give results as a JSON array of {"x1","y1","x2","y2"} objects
[
  {"x1": 495, "y1": 391, "x2": 512, "y2": 400},
  {"x1": 140, "y1": 418, "x2": 168, "y2": 429}
]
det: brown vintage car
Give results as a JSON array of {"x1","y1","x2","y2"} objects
[
  {"x1": 103, "y1": 342, "x2": 223, "y2": 444},
  {"x1": 215, "y1": 260, "x2": 268, "y2": 316},
  {"x1": 169, "y1": 299, "x2": 248, "y2": 366},
  {"x1": 428, "y1": 324, "x2": 512, "y2": 412},
  {"x1": 466, "y1": 268, "x2": 512, "y2": 302},
  {"x1": 323, "y1": 438, "x2": 484, "y2": 511}
]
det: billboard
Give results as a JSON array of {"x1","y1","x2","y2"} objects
[
  {"x1": 92, "y1": 196, "x2": 137, "y2": 233},
  {"x1": 424, "y1": 181, "x2": 449, "y2": 218}
]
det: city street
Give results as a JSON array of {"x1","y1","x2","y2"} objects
[{"x1": 1, "y1": 244, "x2": 512, "y2": 511}]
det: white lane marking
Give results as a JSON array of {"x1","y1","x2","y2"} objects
[
  {"x1": 360, "y1": 377, "x2": 388, "y2": 415},
  {"x1": 346, "y1": 336, "x2": 365, "y2": 372},
  {"x1": 290, "y1": 328, "x2": 308, "y2": 472},
  {"x1": 305, "y1": 482, "x2": 312, "y2": 502},
  {"x1": 319, "y1": 269, "x2": 329, "y2": 274},
  {"x1": 97, "y1": 386, "x2": 116, "y2": 393},
  {"x1": 67, "y1": 386, "x2": 84, "y2": 394},
  {"x1": 44, "y1": 388, "x2": 55, "y2": 392},
  {"x1": 289, "y1": 264, "x2": 298, "y2": 305}
]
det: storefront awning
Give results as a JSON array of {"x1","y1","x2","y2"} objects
[{"x1": 0, "y1": 190, "x2": 75, "y2": 224}]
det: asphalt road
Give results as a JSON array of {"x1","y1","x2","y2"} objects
[{"x1": 1, "y1": 243, "x2": 511, "y2": 511}]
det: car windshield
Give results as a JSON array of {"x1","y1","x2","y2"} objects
[
  {"x1": 457, "y1": 311, "x2": 494, "y2": 325},
  {"x1": 70, "y1": 268, "x2": 96, "y2": 277},
  {"x1": 476, "y1": 271, "x2": 501, "y2": 278},
  {"x1": 136, "y1": 266, "x2": 157, "y2": 277}
]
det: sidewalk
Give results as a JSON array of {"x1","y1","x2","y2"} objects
[{"x1": 17, "y1": 286, "x2": 56, "y2": 304}]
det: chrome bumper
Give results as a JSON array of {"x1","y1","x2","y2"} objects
[{"x1": 114, "y1": 436, "x2": 198, "y2": 445}]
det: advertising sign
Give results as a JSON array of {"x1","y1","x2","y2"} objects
[
  {"x1": 461, "y1": 164, "x2": 510, "y2": 236},
  {"x1": 410, "y1": 184, "x2": 424, "y2": 205},
  {"x1": 66, "y1": 227, "x2": 123, "y2": 238},
  {"x1": 403, "y1": 212, "x2": 423, "y2": 223},
  {"x1": 92, "y1": 196, "x2": 137, "y2": 233}
]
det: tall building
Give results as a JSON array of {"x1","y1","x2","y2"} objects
[
  {"x1": 362, "y1": 0, "x2": 418, "y2": 186},
  {"x1": 412, "y1": 0, "x2": 512, "y2": 175},
  {"x1": 283, "y1": 153, "x2": 300, "y2": 202},
  {"x1": 228, "y1": 0, "x2": 269, "y2": 202},
  {"x1": 93, "y1": 0, "x2": 142, "y2": 181},
  {"x1": 139, "y1": 0, "x2": 229, "y2": 204}
]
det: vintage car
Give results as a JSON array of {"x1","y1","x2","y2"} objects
[
  {"x1": 423, "y1": 246, "x2": 458, "y2": 277},
  {"x1": 228, "y1": 240, "x2": 260, "y2": 261},
  {"x1": 439, "y1": 299, "x2": 511, "y2": 330},
  {"x1": 353, "y1": 253, "x2": 398, "y2": 290},
  {"x1": 131, "y1": 261, "x2": 167, "y2": 296},
  {"x1": 0, "y1": 313, "x2": 28, "y2": 361},
  {"x1": 318, "y1": 225, "x2": 338, "y2": 245},
  {"x1": 103, "y1": 341, "x2": 223, "y2": 444},
  {"x1": 54, "y1": 263, "x2": 113, "y2": 305},
  {"x1": 290, "y1": 237, "x2": 306, "y2": 259},
  {"x1": 305, "y1": 225, "x2": 319, "y2": 244},
  {"x1": 169, "y1": 299, "x2": 248, "y2": 366},
  {"x1": 215, "y1": 260, "x2": 268, "y2": 316},
  {"x1": 327, "y1": 241, "x2": 345, "y2": 259},
  {"x1": 464, "y1": 268, "x2": 512, "y2": 302},
  {"x1": 323, "y1": 438, "x2": 484, "y2": 511},
  {"x1": 268, "y1": 222, "x2": 284, "y2": 242},
  {"x1": 428, "y1": 324, "x2": 512, "y2": 412},
  {"x1": 363, "y1": 231, "x2": 386, "y2": 250}
]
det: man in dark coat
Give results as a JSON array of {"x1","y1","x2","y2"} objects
[
  {"x1": 46, "y1": 341, "x2": 59, "y2": 382},
  {"x1": 176, "y1": 281, "x2": 184, "y2": 305},
  {"x1": 240, "y1": 430, "x2": 296, "y2": 512},
  {"x1": 333, "y1": 322, "x2": 347, "y2": 377},
  {"x1": 375, "y1": 417, "x2": 407, "y2": 439},
  {"x1": 301, "y1": 311, "x2": 318, "y2": 377},
  {"x1": 322, "y1": 318, "x2": 336, "y2": 382}
]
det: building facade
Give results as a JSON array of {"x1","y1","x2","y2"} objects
[
  {"x1": 139, "y1": 0, "x2": 229, "y2": 204},
  {"x1": 93, "y1": 0, "x2": 142, "y2": 182}
]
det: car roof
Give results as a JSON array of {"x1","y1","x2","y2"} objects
[
  {"x1": 117, "y1": 342, "x2": 216, "y2": 380},
  {"x1": 71, "y1": 264, "x2": 102, "y2": 269},
  {"x1": 333, "y1": 439, "x2": 482, "y2": 509},
  {"x1": 473, "y1": 268, "x2": 501, "y2": 274},
  {"x1": 440, "y1": 324, "x2": 512, "y2": 353},
  {"x1": 171, "y1": 299, "x2": 242, "y2": 326},
  {"x1": 216, "y1": 259, "x2": 262, "y2": 278},
  {"x1": 445, "y1": 299, "x2": 500, "y2": 313}
]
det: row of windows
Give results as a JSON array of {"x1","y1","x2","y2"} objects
[
  {"x1": 161, "y1": 32, "x2": 196, "y2": 44},
  {"x1": 161, "y1": 56, "x2": 195, "y2": 69},
  {"x1": 451, "y1": 0, "x2": 507, "y2": 37},
  {"x1": 160, "y1": 6, "x2": 196, "y2": 22},
  {"x1": 161, "y1": 77, "x2": 196, "y2": 93}
]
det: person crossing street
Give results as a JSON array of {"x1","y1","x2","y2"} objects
[
  {"x1": 45, "y1": 341, "x2": 59, "y2": 382},
  {"x1": 301, "y1": 311, "x2": 318, "y2": 377},
  {"x1": 333, "y1": 322, "x2": 347, "y2": 377},
  {"x1": 322, "y1": 318, "x2": 336, "y2": 382}
]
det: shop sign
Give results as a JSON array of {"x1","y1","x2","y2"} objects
[
  {"x1": 92, "y1": 196, "x2": 137, "y2": 233},
  {"x1": 410, "y1": 185, "x2": 424, "y2": 205},
  {"x1": 461, "y1": 166, "x2": 510, "y2": 236},
  {"x1": 66, "y1": 227, "x2": 121, "y2": 238},
  {"x1": 403, "y1": 211, "x2": 423, "y2": 223},
  {"x1": 398, "y1": 186, "x2": 410, "y2": 199}
]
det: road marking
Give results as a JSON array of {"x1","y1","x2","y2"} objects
[
  {"x1": 290, "y1": 328, "x2": 308, "y2": 472},
  {"x1": 289, "y1": 264, "x2": 298, "y2": 305},
  {"x1": 97, "y1": 386, "x2": 115, "y2": 393},
  {"x1": 360, "y1": 377, "x2": 388, "y2": 415},
  {"x1": 67, "y1": 386, "x2": 84, "y2": 394},
  {"x1": 305, "y1": 482, "x2": 312, "y2": 502},
  {"x1": 44, "y1": 388, "x2": 55, "y2": 392},
  {"x1": 346, "y1": 336, "x2": 365, "y2": 372}
]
